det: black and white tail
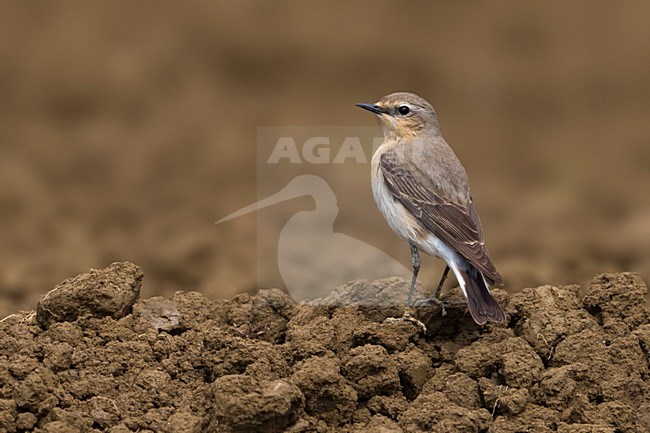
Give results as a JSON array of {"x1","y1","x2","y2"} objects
[{"x1": 457, "y1": 264, "x2": 505, "y2": 325}]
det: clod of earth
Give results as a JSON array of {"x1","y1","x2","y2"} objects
[{"x1": 0, "y1": 263, "x2": 648, "y2": 432}]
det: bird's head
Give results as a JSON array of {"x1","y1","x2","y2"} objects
[{"x1": 356, "y1": 92, "x2": 439, "y2": 140}]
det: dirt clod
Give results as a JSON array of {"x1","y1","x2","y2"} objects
[
  {"x1": 36, "y1": 262, "x2": 142, "y2": 329},
  {"x1": 209, "y1": 375, "x2": 304, "y2": 433},
  {"x1": 1, "y1": 266, "x2": 648, "y2": 432}
]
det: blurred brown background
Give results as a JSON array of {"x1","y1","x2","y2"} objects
[{"x1": 1, "y1": 1, "x2": 649, "y2": 317}]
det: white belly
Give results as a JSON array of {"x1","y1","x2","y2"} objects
[{"x1": 371, "y1": 164, "x2": 419, "y2": 244}]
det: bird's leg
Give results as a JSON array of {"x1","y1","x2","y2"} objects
[
  {"x1": 434, "y1": 265, "x2": 450, "y2": 299},
  {"x1": 386, "y1": 244, "x2": 427, "y2": 333},
  {"x1": 414, "y1": 265, "x2": 449, "y2": 317},
  {"x1": 429, "y1": 265, "x2": 450, "y2": 316},
  {"x1": 405, "y1": 244, "x2": 420, "y2": 309}
]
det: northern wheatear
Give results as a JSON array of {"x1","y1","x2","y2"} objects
[{"x1": 357, "y1": 92, "x2": 505, "y2": 325}]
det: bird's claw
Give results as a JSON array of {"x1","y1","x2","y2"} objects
[{"x1": 384, "y1": 311, "x2": 427, "y2": 333}]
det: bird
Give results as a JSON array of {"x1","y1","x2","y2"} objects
[
  {"x1": 216, "y1": 174, "x2": 411, "y2": 301},
  {"x1": 356, "y1": 92, "x2": 505, "y2": 325}
]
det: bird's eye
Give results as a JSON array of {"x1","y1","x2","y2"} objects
[{"x1": 397, "y1": 105, "x2": 410, "y2": 115}]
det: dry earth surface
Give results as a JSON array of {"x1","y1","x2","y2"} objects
[
  {"x1": 1, "y1": 2, "x2": 650, "y2": 319},
  {"x1": 1, "y1": 262, "x2": 649, "y2": 433}
]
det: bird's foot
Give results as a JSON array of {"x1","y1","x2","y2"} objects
[
  {"x1": 384, "y1": 310, "x2": 427, "y2": 333},
  {"x1": 414, "y1": 296, "x2": 448, "y2": 317}
]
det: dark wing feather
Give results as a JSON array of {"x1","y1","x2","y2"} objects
[{"x1": 380, "y1": 151, "x2": 503, "y2": 286}]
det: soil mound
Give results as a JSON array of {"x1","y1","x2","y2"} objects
[{"x1": 1, "y1": 263, "x2": 648, "y2": 432}]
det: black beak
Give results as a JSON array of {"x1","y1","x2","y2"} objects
[{"x1": 356, "y1": 103, "x2": 384, "y2": 115}]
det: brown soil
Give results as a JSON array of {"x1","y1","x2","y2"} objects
[
  {"x1": 1, "y1": 262, "x2": 648, "y2": 433},
  {"x1": 1, "y1": 2, "x2": 650, "y2": 319}
]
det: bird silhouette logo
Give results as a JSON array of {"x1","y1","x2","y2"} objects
[{"x1": 217, "y1": 174, "x2": 411, "y2": 302}]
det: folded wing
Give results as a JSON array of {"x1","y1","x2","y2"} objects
[{"x1": 380, "y1": 150, "x2": 503, "y2": 287}]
